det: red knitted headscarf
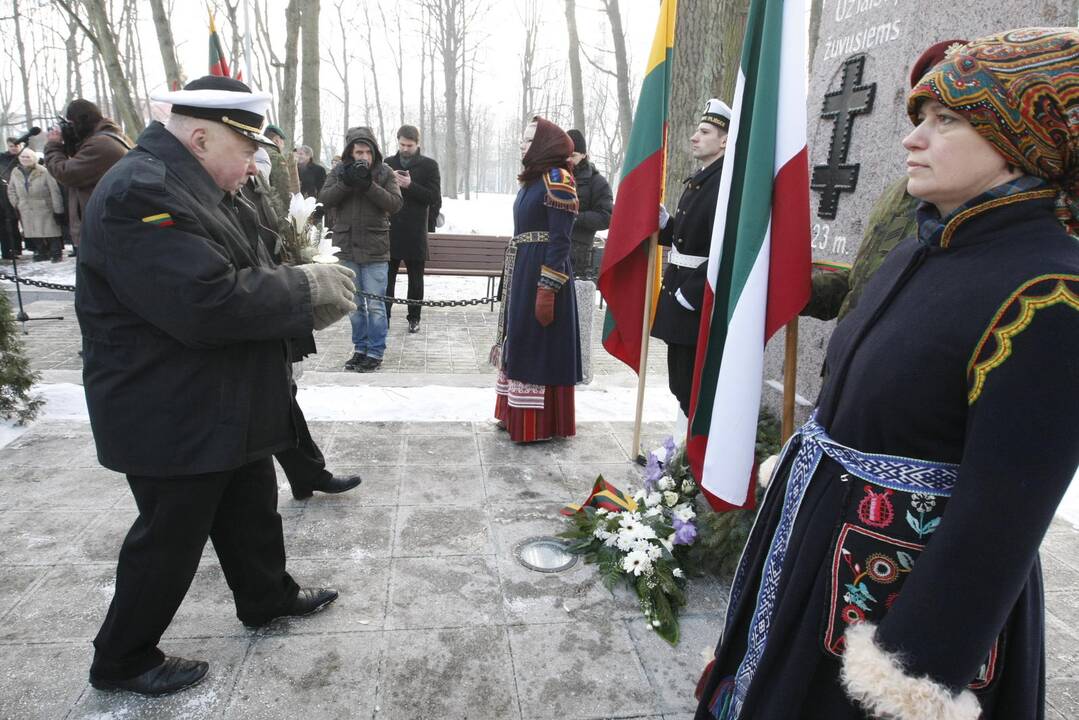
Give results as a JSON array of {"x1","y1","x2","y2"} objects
[{"x1": 518, "y1": 116, "x2": 572, "y2": 184}]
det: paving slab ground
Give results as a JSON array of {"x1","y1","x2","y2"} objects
[{"x1": 1, "y1": 294, "x2": 1078, "y2": 720}]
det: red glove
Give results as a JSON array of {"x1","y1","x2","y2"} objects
[{"x1": 535, "y1": 287, "x2": 556, "y2": 327}]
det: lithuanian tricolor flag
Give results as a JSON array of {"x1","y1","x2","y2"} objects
[
  {"x1": 598, "y1": 0, "x2": 676, "y2": 372},
  {"x1": 209, "y1": 12, "x2": 235, "y2": 79},
  {"x1": 687, "y1": 0, "x2": 811, "y2": 510}
]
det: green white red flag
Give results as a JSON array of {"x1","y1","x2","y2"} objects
[
  {"x1": 686, "y1": 0, "x2": 812, "y2": 510},
  {"x1": 209, "y1": 12, "x2": 241, "y2": 81},
  {"x1": 598, "y1": 0, "x2": 676, "y2": 372}
]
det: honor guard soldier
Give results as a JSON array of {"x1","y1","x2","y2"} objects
[
  {"x1": 650, "y1": 98, "x2": 732, "y2": 418},
  {"x1": 78, "y1": 76, "x2": 359, "y2": 697}
]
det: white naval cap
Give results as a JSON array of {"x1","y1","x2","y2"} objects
[
  {"x1": 701, "y1": 98, "x2": 732, "y2": 132},
  {"x1": 151, "y1": 75, "x2": 275, "y2": 148}
]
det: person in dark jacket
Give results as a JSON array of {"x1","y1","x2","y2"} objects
[
  {"x1": 385, "y1": 124, "x2": 442, "y2": 332},
  {"x1": 78, "y1": 76, "x2": 358, "y2": 697},
  {"x1": 0, "y1": 137, "x2": 25, "y2": 259},
  {"x1": 650, "y1": 99, "x2": 731, "y2": 416},
  {"x1": 44, "y1": 99, "x2": 131, "y2": 254},
  {"x1": 565, "y1": 129, "x2": 612, "y2": 277},
  {"x1": 295, "y1": 144, "x2": 326, "y2": 199},
  {"x1": 241, "y1": 169, "x2": 363, "y2": 500},
  {"x1": 694, "y1": 30, "x2": 1079, "y2": 720},
  {"x1": 319, "y1": 126, "x2": 403, "y2": 372}
]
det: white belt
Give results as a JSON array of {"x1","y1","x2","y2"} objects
[{"x1": 668, "y1": 247, "x2": 708, "y2": 269}]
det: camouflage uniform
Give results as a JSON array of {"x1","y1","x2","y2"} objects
[
  {"x1": 802, "y1": 176, "x2": 919, "y2": 322},
  {"x1": 266, "y1": 145, "x2": 291, "y2": 219}
]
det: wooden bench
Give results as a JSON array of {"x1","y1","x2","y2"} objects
[{"x1": 425, "y1": 233, "x2": 509, "y2": 310}]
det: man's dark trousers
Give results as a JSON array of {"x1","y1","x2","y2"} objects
[
  {"x1": 386, "y1": 257, "x2": 424, "y2": 322},
  {"x1": 0, "y1": 215, "x2": 22, "y2": 258},
  {"x1": 275, "y1": 382, "x2": 331, "y2": 495},
  {"x1": 667, "y1": 343, "x2": 695, "y2": 417},
  {"x1": 90, "y1": 457, "x2": 299, "y2": 681}
]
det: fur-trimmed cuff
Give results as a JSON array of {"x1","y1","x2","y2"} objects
[
  {"x1": 841, "y1": 623, "x2": 981, "y2": 720},
  {"x1": 538, "y1": 265, "x2": 569, "y2": 291}
]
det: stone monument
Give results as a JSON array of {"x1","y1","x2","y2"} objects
[{"x1": 762, "y1": 0, "x2": 1078, "y2": 423}]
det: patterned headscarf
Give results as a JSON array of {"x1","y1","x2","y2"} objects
[{"x1": 907, "y1": 28, "x2": 1079, "y2": 234}]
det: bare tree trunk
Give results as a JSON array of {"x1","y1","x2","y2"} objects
[
  {"x1": 601, "y1": 0, "x2": 632, "y2": 154},
  {"x1": 664, "y1": 0, "x2": 748, "y2": 199},
  {"x1": 148, "y1": 0, "x2": 184, "y2": 89},
  {"x1": 419, "y1": 12, "x2": 427, "y2": 144},
  {"x1": 300, "y1": 0, "x2": 321, "y2": 157},
  {"x1": 12, "y1": 0, "x2": 34, "y2": 126},
  {"x1": 428, "y1": 21, "x2": 437, "y2": 157},
  {"x1": 335, "y1": 1, "x2": 350, "y2": 132},
  {"x1": 519, "y1": 0, "x2": 539, "y2": 128},
  {"x1": 361, "y1": 1, "x2": 386, "y2": 150},
  {"x1": 564, "y1": 0, "x2": 586, "y2": 133},
  {"x1": 280, "y1": 0, "x2": 301, "y2": 144},
  {"x1": 225, "y1": 1, "x2": 242, "y2": 76},
  {"x1": 79, "y1": 0, "x2": 144, "y2": 134}
]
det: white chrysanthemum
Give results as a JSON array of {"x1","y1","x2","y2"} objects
[
  {"x1": 615, "y1": 530, "x2": 637, "y2": 552},
  {"x1": 593, "y1": 526, "x2": 612, "y2": 541},
  {"x1": 681, "y1": 479, "x2": 696, "y2": 494},
  {"x1": 644, "y1": 506, "x2": 663, "y2": 518},
  {"x1": 622, "y1": 549, "x2": 653, "y2": 576},
  {"x1": 662, "y1": 534, "x2": 676, "y2": 552},
  {"x1": 673, "y1": 567, "x2": 684, "y2": 578},
  {"x1": 644, "y1": 491, "x2": 663, "y2": 508},
  {"x1": 634, "y1": 541, "x2": 662, "y2": 561},
  {"x1": 672, "y1": 503, "x2": 696, "y2": 523},
  {"x1": 657, "y1": 475, "x2": 674, "y2": 491},
  {"x1": 595, "y1": 508, "x2": 608, "y2": 516},
  {"x1": 663, "y1": 491, "x2": 679, "y2": 507}
]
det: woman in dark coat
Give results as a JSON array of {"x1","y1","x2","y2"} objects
[
  {"x1": 695, "y1": 29, "x2": 1079, "y2": 720},
  {"x1": 492, "y1": 116, "x2": 582, "y2": 442}
]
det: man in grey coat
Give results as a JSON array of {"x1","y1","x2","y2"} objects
[{"x1": 319, "y1": 126, "x2": 403, "y2": 372}]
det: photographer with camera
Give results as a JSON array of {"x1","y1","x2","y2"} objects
[
  {"x1": 44, "y1": 99, "x2": 131, "y2": 256},
  {"x1": 318, "y1": 126, "x2": 403, "y2": 372}
]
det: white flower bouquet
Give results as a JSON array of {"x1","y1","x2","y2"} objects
[{"x1": 560, "y1": 438, "x2": 699, "y2": 644}]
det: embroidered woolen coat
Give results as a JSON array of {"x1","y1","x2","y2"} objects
[
  {"x1": 694, "y1": 188, "x2": 1079, "y2": 719},
  {"x1": 500, "y1": 175, "x2": 583, "y2": 387}
]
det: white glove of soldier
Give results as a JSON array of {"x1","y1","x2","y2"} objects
[{"x1": 658, "y1": 204, "x2": 671, "y2": 229}]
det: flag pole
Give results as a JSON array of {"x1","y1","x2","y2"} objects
[
  {"x1": 781, "y1": 316, "x2": 799, "y2": 443},
  {"x1": 630, "y1": 232, "x2": 660, "y2": 463}
]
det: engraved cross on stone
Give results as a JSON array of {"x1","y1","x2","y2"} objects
[{"x1": 811, "y1": 54, "x2": 876, "y2": 219}]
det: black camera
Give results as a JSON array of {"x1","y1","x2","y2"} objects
[
  {"x1": 342, "y1": 159, "x2": 372, "y2": 189},
  {"x1": 54, "y1": 114, "x2": 79, "y2": 156}
]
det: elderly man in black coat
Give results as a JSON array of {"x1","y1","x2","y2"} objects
[
  {"x1": 77, "y1": 76, "x2": 358, "y2": 697},
  {"x1": 385, "y1": 124, "x2": 442, "y2": 332}
]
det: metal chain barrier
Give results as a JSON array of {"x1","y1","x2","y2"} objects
[{"x1": 0, "y1": 271, "x2": 499, "y2": 307}]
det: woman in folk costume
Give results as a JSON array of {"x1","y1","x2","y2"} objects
[
  {"x1": 695, "y1": 28, "x2": 1079, "y2": 720},
  {"x1": 492, "y1": 116, "x2": 582, "y2": 442}
]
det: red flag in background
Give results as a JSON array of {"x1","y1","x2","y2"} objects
[{"x1": 208, "y1": 11, "x2": 242, "y2": 81}]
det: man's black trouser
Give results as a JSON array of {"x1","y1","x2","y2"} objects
[
  {"x1": 667, "y1": 342, "x2": 696, "y2": 417},
  {"x1": 90, "y1": 457, "x2": 299, "y2": 681},
  {"x1": 386, "y1": 257, "x2": 424, "y2": 321},
  {"x1": 274, "y1": 382, "x2": 330, "y2": 495},
  {"x1": 0, "y1": 216, "x2": 22, "y2": 258}
]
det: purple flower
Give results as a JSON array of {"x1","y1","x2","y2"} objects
[
  {"x1": 672, "y1": 517, "x2": 697, "y2": 545},
  {"x1": 662, "y1": 436, "x2": 677, "y2": 464},
  {"x1": 644, "y1": 452, "x2": 663, "y2": 491}
]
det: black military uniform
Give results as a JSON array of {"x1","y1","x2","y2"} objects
[
  {"x1": 650, "y1": 99, "x2": 731, "y2": 415},
  {"x1": 78, "y1": 77, "x2": 338, "y2": 692}
]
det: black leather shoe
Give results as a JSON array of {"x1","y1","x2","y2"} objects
[
  {"x1": 90, "y1": 656, "x2": 208, "y2": 697},
  {"x1": 344, "y1": 352, "x2": 367, "y2": 371},
  {"x1": 313, "y1": 473, "x2": 362, "y2": 495},
  {"x1": 244, "y1": 588, "x2": 339, "y2": 628},
  {"x1": 408, "y1": 318, "x2": 420, "y2": 333}
]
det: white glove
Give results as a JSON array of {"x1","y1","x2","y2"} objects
[
  {"x1": 674, "y1": 288, "x2": 695, "y2": 311},
  {"x1": 313, "y1": 303, "x2": 351, "y2": 331},
  {"x1": 297, "y1": 263, "x2": 356, "y2": 311},
  {"x1": 658, "y1": 204, "x2": 671, "y2": 229}
]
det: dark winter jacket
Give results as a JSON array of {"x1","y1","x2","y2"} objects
[
  {"x1": 0, "y1": 152, "x2": 19, "y2": 218},
  {"x1": 651, "y1": 157, "x2": 724, "y2": 346},
  {"x1": 43, "y1": 117, "x2": 131, "y2": 245},
  {"x1": 385, "y1": 149, "x2": 441, "y2": 262},
  {"x1": 569, "y1": 160, "x2": 612, "y2": 272},
  {"x1": 76, "y1": 121, "x2": 314, "y2": 477},
  {"x1": 298, "y1": 161, "x2": 326, "y2": 199},
  {"x1": 318, "y1": 127, "x2": 403, "y2": 264}
]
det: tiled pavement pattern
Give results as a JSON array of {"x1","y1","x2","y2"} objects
[{"x1": 1, "y1": 293, "x2": 1077, "y2": 720}]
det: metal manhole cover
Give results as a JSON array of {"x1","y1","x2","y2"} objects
[{"x1": 513, "y1": 536, "x2": 577, "y2": 573}]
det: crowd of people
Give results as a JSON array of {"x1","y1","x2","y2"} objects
[{"x1": 2, "y1": 22, "x2": 1075, "y2": 720}]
